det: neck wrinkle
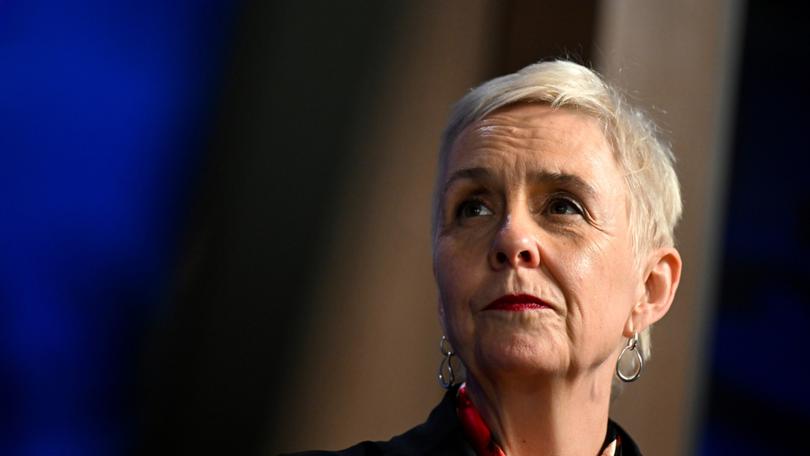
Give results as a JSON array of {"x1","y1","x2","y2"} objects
[{"x1": 464, "y1": 366, "x2": 614, "y2": 456}]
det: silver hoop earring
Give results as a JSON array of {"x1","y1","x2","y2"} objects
[
  {"x1": 616, "y1": 332, "x2": 644, "y2": 382},
  {"x1": 437, "y1": 335, "x2": 456, "y2": 389}
]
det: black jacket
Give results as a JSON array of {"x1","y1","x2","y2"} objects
[{"x1": 285, "y1": 387, "x2": 642, "y2": 455}]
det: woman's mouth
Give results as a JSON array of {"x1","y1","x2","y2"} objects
[{"x1": 484, "y1": 294, "x2": 551, "y2": 311}]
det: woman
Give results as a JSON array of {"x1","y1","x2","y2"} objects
[{"x1": 291, "y1": 60, "x2": 682, "y2": 456}]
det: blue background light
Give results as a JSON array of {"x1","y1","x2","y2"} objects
[{"x1": 0, "y1": 1, "x2": 237, "y2": 454}]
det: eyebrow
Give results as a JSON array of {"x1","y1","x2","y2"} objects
[{"x1": 442, "y1": 167, "x2": 598, "y2": 199}]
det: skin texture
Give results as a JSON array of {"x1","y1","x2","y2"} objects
[{"x1": 433, "y1": 103, "x2": 681, "y2": 456}]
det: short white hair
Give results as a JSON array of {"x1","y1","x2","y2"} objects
[{"x1": 432, "y1": 60, "x2": 682, "y2": 361}]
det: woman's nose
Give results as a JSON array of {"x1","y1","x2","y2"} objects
[{"x1": 489, "y1": 215, "x2": 542, "y2": 270}]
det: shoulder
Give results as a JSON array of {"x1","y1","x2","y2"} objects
[
  {"x1": 281, "y1": 388, "x2": 473, "y2": 456},
  {"x1": 280, "y1": 440, "x2": 383, "y2": 456}
]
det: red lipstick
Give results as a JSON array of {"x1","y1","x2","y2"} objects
[{"x1": 485, "y1": 294, "x2": 550, "y2": 311}]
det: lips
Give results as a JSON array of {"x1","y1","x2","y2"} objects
[{"x1": 484, "y1": 294, "x2": 551, "y2": 311}]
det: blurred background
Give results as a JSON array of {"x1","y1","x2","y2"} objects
[{"x1": 1, "y1": 0, "x2": 807, "y2": 455}]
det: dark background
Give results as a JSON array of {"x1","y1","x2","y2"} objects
[{"x1": 697, "y1": 1, "x2": 810, "y2": 453}]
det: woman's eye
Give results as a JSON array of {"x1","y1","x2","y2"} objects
[
  {"x1": 546, "y1": 197, "x2": 583, "y2": 216},
  {"x1": 456, "y1": 199, "x2": 493, "y2": 219}
]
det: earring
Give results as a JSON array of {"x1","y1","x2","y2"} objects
[
  {"x1": 437, "y1": 335, "x2": 456, "y2": 389},
  {"x1": 616, "y1": 332, "x2": 644, "y2": 382}
]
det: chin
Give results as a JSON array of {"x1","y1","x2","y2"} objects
[{"x1": 471, "y1": 331, "x2": 568, "y2": 380}]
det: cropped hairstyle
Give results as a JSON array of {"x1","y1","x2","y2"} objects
[{"x1": 432, "y1": 60, "x2": 683, "y2": 361}]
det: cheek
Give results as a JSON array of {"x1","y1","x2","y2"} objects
[
  {"x1": 543, "y1": 238, "x2": 599, "y2": 310},
  {"x1": 568, "y1": 235, "x2": 636, "y2": 299},
  {"x1": 553, "y1": 239, "x2": 637, "y2": 344},
  {"x1": 434, "y1": 234, "x2": 488, "y2": 297},
  {"x1": 433, "y1": 239, "x2": 487, "y2": 350},
  {"x1": 434, "y1": 242, "x2": 471, "y2": 323}
]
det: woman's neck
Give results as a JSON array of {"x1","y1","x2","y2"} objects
[{"x1": 464, "y1": 365, "x2": 614, "y2": 456}]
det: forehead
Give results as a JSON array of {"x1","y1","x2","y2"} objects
[{"x1": 447, "y1": 103, "x2": 615, "y2": 175}]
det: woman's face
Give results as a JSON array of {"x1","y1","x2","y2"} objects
[{"x1": 434, "y1": 103, "x2": 644, "y2": 382}]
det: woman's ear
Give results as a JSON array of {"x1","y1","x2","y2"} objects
[{"x1": 624, "y1": 247, "x2": 682, "y2": 336}]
